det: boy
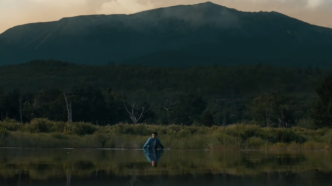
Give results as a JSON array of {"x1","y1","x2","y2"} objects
[{"x1": 142, "y1": 132, "x2": 164, "y2": 150}]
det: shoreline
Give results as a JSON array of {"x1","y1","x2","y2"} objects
[{"x1": 1, "y1": 119, "x2": 332, "y2": 150}]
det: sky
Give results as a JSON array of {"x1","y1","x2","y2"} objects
[{"x1": 0, "y1": 0, "x2": 331, "y2": 34}]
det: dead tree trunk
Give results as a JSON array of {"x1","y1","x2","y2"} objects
[
  {"x1": 63, "y1": 92, "x2": 72, "y2": 123},
  {"x1": 265, "y1": 108, "x2": 269, "y2": 127},
  {"x1": 123, "y1": 101, "x2": 151, "y2": 124},
  {"x1": 26, "y1": 97, "x2": 37, "y2": 120},
  {"x1": 19, "y1": 95, "x2": 23, "y2": 123}
]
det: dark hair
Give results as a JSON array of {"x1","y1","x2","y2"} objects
[{"x1": 152, "y1": 132, "x2": 158, "y2": 136}]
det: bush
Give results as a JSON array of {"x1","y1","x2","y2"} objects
[
  {"x1": 224, "y1": 124, "x2": 261, "y2": 142},
  {"x1": 111, "y1": 124, "x2": 134, "y2": 134},
  {"x1": 51, "y1": 122, "x2": 67, "y2": 133},
  {"x1": 93, "y1": 132, "x2": 108, "y2": 147},
  {"x1": 275, "y1": 129, "x2": 306, "y2": 144},
  {"x1": 65, "y1": 122, "x2": 98, "y2": 136},
  {"x1": 0, "y1": 127, "x2": 9, "y2": 146},
  {"x1": 246, "y1": 137, "x2": 264, "y2": 149},
  {"x1": 0, "y1": 127, "x2": 9, "y2": 139},
  {"x1": 28, "y1": 118, "x2": 54, "y2": 133},
  {"x1": 51, "y1": 133, "x2": 69, "y2": 140},
  {"x1": 0, "y1": 118, "x2": 21, "y2": 131},
  {"x1": 257, "y1": 128, "x2": 306, "y2": 144},
  {"x1": 323, "y1": 130, "x2": 332, "y2": 145},
  {"x1": 215, "y1": 133, "x2": 240, "y2": 147}
]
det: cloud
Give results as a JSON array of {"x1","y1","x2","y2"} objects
[
  {"x1": 306, "y1": 0, "x2": 324, "y2": 8},
  {"x1": 87, "y1": 0, "x2": 114, "y2": 13},
  {"x1": 97, "y1": 0, "x2": 154, "y2": 14}
]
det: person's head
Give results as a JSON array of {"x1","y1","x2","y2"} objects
[
  {"x1": 152, "y1": 132, "x2": 158, "y2": 139},
  {"x1": 151, "y1": 160, "x2": 157, "y2": 167}
]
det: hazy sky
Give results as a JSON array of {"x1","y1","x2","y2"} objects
[{"x1": 0, "y1": 0, "x2": 331, "y2": 34}]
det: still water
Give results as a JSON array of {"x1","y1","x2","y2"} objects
[{"x1": 0, "y1": 149, "x2": 332, "y2": 186}]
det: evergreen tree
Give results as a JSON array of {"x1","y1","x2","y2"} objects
[
  {"x1": 202, "y1": 108, "x2": 215, "y2": 127},
  {"x1": 311, "y1": 76, "x2": 332, "y2": 128},
  {"x1": 163, "y1": 94, "x2": 206, "y2": 125},
  {"x1": 249, "y1": 92, "x2": 295, "y2": 127}
]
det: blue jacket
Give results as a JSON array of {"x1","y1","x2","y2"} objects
[{"x1": 142, "y1": 137, "x2": 164, "y2": 149}]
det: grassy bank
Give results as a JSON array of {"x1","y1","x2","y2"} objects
[{"x1": 0, "y1": 118, "x2": 332, "y2": 150}]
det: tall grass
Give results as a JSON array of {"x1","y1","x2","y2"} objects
[{"x1": 0, "y1": 118, "x2": 331, "y2": 150}]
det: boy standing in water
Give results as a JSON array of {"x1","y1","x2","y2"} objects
[{"x1": 142, "y1": 132, "x2": 164, "y2": 150}]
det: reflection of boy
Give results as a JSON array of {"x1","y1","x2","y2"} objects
[{"x1": 143, "y1": 149, "x2": 164, "y2": 167}]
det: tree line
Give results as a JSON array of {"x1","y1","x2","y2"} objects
[
  {"x1": 0, "y1": 60, "x2": 331, "y2": 128},
  {"x1": 0, "y1": 74, "x2": 332, "y2": 128}
]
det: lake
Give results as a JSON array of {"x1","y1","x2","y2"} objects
[{"x1": 0, "y1": 149, "x2": 331, "y2": 186}]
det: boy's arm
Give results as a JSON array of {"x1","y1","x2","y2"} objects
[{"x1": 142, "y1": 138, "x2": 151, "y2": 149}]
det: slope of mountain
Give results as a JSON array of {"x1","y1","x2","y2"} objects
[
  {"x1": 121, "y1": 50, "x2": 220, "y2": 66},
  {"x1": 1, "y1": 2, "x2": 332, "y2": 67}
]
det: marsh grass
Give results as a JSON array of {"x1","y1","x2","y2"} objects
[{"x1": 0, "y1": 118, "x2": 331, "y2": 150}]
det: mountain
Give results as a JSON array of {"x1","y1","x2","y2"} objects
[{"x1": 1, "y1": 2, "x2": 332, "y2": 67}]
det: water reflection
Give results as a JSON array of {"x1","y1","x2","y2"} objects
[
  {"x1": 0, "y1": 149, "x2": 332, "y2": 185},
  {"x1": 143, "y1": 149, "x2": 164, "y2": 167}
]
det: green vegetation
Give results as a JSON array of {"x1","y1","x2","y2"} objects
[
  {"x1": 0, "y1": 60, "x2": 330, "y2": 128},
  {"x1": 0, "y1": 118, "x2": 332, "y2": 150},
  {"x1": 1, "y1": 61, "x2": 332, "y2": 149}
]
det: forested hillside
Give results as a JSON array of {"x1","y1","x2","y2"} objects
[
  {"x1": 0, "y1": 60, "x2": 330, "y2": 128},
  {"x1": 1, "y1": 2, "x2": 332, "y2": 66}
]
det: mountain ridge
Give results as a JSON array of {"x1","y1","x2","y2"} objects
[{"x1": 1, "y1": 2, "x2": 332, "y2": 67}]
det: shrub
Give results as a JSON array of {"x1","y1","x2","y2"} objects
[
  {"x1": 275, "y1": 129, "x2": 306, "y2": 144},
  {"x1": 246, "y1": 137, "x2": 265, "y2": 149},
  {"x1": 0, "y1": 118, "x2": 21, "y2": 131},
  {"x1": 322, "y1": 130, "x2": 332, "y2": 145},
  {"x1": 0, "y1": 127, "x2": 9, "y2": 139},
  {"x1": 224, "y1": 124, "x2": 261, "y2": 142},
  {"x1": 271, "y1": 143, "x2": 288, "y2": 151},
  {"x1": 111, "y1": 124, "x2": 134, "y2": 134},
  {"x1": 132, "y1": 125, "x2": 154, "y2": 135},
  {"x1": 257, "y1": 128, "x2": 306, "y2": 144},
  {"x1": 167, "y1": 125, "x2": 183, "y2": 134},
  {"x1": 302, "y1": 141, "x2": 324, "y2": 150},
  {"x1": 51, "y1": 122, "x2": 67, "y2": 133},
  {"x1": 215, "y1": 133, "x2": 240, "y2": 147},
  {"x1": 93, "y1": 132, "x2": 108, "y2": 147},
  {"x1": 178, "y1": 128, "x2": 193, "y2": 137},
  {"x1": 0, "y1": 127, "x2": 9, "y2": 146},
  {"x1": 28, "y1": 118, "x2": 54, "y2": 133},
  {"x1": 51, "y1": 133, "x2": 69, "y2": 140},
  {"x1": 65, "y1": 122, "x2": 98, "y2": 136}
]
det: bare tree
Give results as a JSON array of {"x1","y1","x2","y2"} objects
[
  {"x1": 26, "y1": 96, "x2": 37, "y2": 120},
  {"x1": 63, "y1": 92, "x2": 72, "y2": 123},
  {"x1": 19, "y1": 94, "x2": 23, "y2": 123},
  {"x1": 123, "y1": 101, "x2": 152, "y2": 124},
  {"x1": 162, "y1": 98, "x2": 174, "y2": 112}
]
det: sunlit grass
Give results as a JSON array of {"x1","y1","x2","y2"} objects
[{"x1": 0, "y1": 118, "x2": 331, "y2": 150}]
